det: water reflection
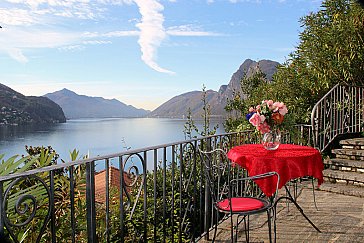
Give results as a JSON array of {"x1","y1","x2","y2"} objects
[
  {"x1": 0, "y1": 123, "x2": 59, "y2": 140},
  {"x1": 0, "y1": 118, "x2": 224, "y2": 162}
]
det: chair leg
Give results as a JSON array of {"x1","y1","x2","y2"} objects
[
  {"x1": 243, "y1": 215, "x2": 250, "y2": 243},
  {"x1": 212, "y1": 210, "x2": 218, "y2": 242},
  {"x1": 243, "y1": 216, "x2": 247, "y2": 243},
  {"x1": 230, "y1": 214, "x2": 234, "y2": 243},
  {"x1": 267, "y1": 210, "x2": 272, "y2": 243},
  {"x1": 236, "y1": 215, "x2": 246, "y2": 242},
  {"x1": 273, "y1": 206, "x2": 277, "y2": 243},
  {"x1": 213, "y1": 220, "x2": 217, "y2": 243},
  {"x1": 247, "y1": 215, "x2": 250, "y2": 243},
  {"x1": 236, "y1": 215, "x2": 240, "y2": 243}
]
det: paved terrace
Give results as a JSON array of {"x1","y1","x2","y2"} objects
[{"x1": 198, "y1": 182, "x2": 364, "y2": 242}]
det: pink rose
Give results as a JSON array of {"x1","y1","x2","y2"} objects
[
  {"x1": 267, "y1": 100, "x2": 274, "y2": 107},
  {"x1": 273, "y1": 102, "x2": 284, "y2": 108},
  {"x1": 260, "y1": 115, "x2": 266, "y2": 122},
  {"x1": 249, "y1": 113, "x2": 261, "y2": 127},
  {"x1": 279, "y1": 106, "x2": 288, "y2": 116},
  {"x1": 273, "y1": 102, "x2": 286, "y2": 112}
]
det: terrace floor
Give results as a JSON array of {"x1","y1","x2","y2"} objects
[{"x1": 199, "y1": 182, "x2": 364, "y2": 242}]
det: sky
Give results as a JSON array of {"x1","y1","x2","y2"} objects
[{"x1": 0, "y1": 0, "x2": 322, "y2": 111}]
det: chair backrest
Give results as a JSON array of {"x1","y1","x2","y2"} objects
[
  {"x1": 198, "y1": 149, "x2": 280, "y2": 206},
  {"x1": 198, "y1": 148, "x2": 232, "y2": 204}
]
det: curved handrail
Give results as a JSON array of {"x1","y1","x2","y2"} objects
[{"x1": 311, "y1": 84, "x2": 364, "y2": 152}]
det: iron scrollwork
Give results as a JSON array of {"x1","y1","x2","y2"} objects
[
  {"x1": 2, "y1": 175, "x2": 51, "y2": 243},
  {"x1": 121, "y1": 152, "x2": 146, "y2": 241}
]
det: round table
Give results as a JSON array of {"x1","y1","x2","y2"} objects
[{"x1": 227, "y1": 144, "x2": 324, "y2": 197}]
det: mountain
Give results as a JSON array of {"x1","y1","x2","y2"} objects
[
  {"x1": 0, "y1": 83, "x2": 66, "y2": 126},
  {"x1": 151, "y1": 90, "x2": 221, "y2": 118},
  {"x1": 45, "y1": 89, "x2": 150, "y2": 119},
  {"x1": 150, "y1": 59, "x2": 280, "y2": 118}
]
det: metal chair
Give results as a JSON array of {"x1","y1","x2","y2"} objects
[{"x1": 199, "y1": 148, "x2": 280, "y2": 242}]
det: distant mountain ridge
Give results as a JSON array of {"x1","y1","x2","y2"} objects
[
  {"x1": 45, "y1": 89, "x2": 150, "y2": 119},
  {"x1": 0, "y1": 83, "x2": 66, "y2": 125},
  {"x1": 150, "y1": 59, "x2": 280, "y2": 118}
]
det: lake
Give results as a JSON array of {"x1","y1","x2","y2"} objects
[{"x1": 0, "y1": 118, "x2": 225, "y2": 161}]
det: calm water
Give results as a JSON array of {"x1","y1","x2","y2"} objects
[{"x1": 0, "y1": 118, "x2": 224, "y2": 161}]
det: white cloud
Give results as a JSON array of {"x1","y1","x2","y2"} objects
[
  {"x1": 5, "y1": 0, "x2": 90, "y2": 9},
  {"x1": 3, "y1": 0, "x2": 100, "y2": 21},
  {"x1": 103, "y1": 30, "x2": 139, "y2": 37},
  {"x1": 58, "y1": 45, "x2": 85, "y2": 51},
  {"x1": 134, "y1": 0, "x2": 175, "y2": 74},
  {"x1": 82, "y1": 40, "x2": 112, "y2": 45},
  {"x1": 1, "y1": 28, "x2": 80, "y2": 48},
  {"x1": 167, "y1": 25, "x2": 222, "y2": 37},
  {"x1": 97, "y1": 0, "x2": 134, "y2": 5},
  {"x1": 82, "y1": 30, "x2": 139, "y2": 38},
  {"x1": 2, "y1": 0, "x2": 175, "y2": 74},
  {"x1": 1, "y1": 0, "x2": 221, "y2": 75},
  {"x1": 0, "y1": 27, "x2": 84, "y2": 60},
  {"x1": 228, "y1": 0, "x2": 262, "y2": 3},
  {"x1": 7, "y1": 47, "x2": 28, "y2": 63},
  {"x1": 0, "y1": 8, "x2": 39, "y2": 26}
]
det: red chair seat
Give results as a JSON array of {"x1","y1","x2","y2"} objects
[{"x1": 217, "y1": 197, "x2": 265, "y2": 212}]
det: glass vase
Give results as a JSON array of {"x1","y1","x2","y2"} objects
[{"x1": 262, "y1": 128, "x2": 281, "y2": 150}]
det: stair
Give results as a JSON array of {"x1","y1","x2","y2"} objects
[{"x1": 320, "y1": 138, "x2": 364, "y2": 197}]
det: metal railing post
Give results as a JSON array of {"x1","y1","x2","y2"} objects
[
  {"x1": 0, "y1": 182, "x2": 4, "y2": 238},
  {"x1": 50, "y1": 171, "x2": 56, "y2": 243},
  {"x1": 86, "y1": 161, "x2": 97, "y2": 243},
  {"x1": 204, "y1": 137, "x2": 212, "y2": 240}
]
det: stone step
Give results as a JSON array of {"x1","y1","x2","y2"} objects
[
  {"x1": 340, "y1": 137, "x2": 364, "y2": 149},
  {"x1": 331, "y1": 148, "x2": 364, "y2": 160},
  {"x1": 318, "y1": 181, "x2": 364, "y2": 198},
  {"x1": 323, "y1": 169, "x2": 364, "y2": 186},
  {"x1": 324, "y1": 158, "x2": 364, "y2": 172}
]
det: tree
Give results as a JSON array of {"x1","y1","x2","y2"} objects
[
  {"x1": 273, "y1": 0, "x2": 364, "y2": 123},
  {"x1": 226, "y1": 0, "x2": 364, "y2": 128},
  {"x1": 224, "y1": 68, "x2": 272, "y2": 132}
]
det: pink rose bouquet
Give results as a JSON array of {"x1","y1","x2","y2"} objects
[{"x1": 246, "y1": 100, "x2": 288, "y2": 134}]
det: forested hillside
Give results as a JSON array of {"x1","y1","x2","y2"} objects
[{"x1": 0, "y1": 83, "x2": 66, "y2": 125}]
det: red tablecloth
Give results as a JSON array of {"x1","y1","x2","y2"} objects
[{"x1": 227, "y1": 144, "x2": 324, "y2": 197}]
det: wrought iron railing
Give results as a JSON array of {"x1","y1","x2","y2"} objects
[
  {"x1": 311, "y1": 84, "x2": 364, "y2": 152},
  {"x1": 0, "y1": 126, "x2": 311, "y2": 243}
]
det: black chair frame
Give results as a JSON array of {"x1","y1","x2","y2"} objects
[{"x1": 199, "y1": 148, "x2": 280, "y2": 243}]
